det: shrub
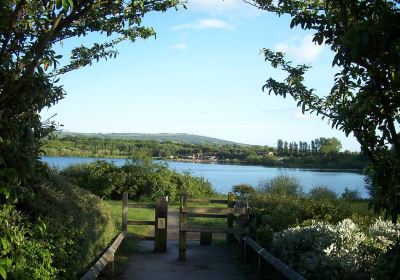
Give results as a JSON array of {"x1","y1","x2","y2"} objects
[
  {"x1": 62, "y1": 159, "x2": 214, "y2": 201},
  {"x1": 171, "y1": 171, "x2": 213, "y2": 199},
  {"x1": 32, "y1": 172, "x2": 116, "y2": 279},
  {"x1": 374, "y1": 240, "x2": 400, "y2": 279},
  {"x1": 258, "y1": 175, "x2": 303, "y2": 196},
  {"x1": 271, "y1": 218, "x2": 400, "y2": 279},
  {"x1": 341, "y1": 187, "x2": 361, "y2": 200},
  {"x1": 62, "y1": 161, "x2": 125, "y2": 198},
  {"x1": 0, "y1": 205, "x2": 57, "y2": 280},
  {"x1": 249, "y1": 192, "x2": 375, "y2": 249},
  {"x1": 308, "y1": 186, "x2": 337, "y2": 200},
  {"x1": 232, "y1": 184, "x2": 256, "y2": 196}
]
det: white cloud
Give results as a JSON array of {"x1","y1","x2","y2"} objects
[
  {"x1": 275, "y1": 35, "x2": 324, "y2": 62},
  {"x1": 172, "y1": 18, "x2": 234, "y2": 31},
  {"x1": 293, "y1": 112, "x2": 312, "y2": 121},
  {"x1": 170, "y1": 43, "x2": 188, "y2": 50},
  {"x1": 187, "y1": 0, "x2": 261, "y2": 17},
  {"x1": 188, "y1": 0, "x2": 242, "y2": 12}
]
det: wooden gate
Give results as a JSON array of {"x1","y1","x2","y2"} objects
[
  {"x1": 178, "y1": 193, "x2": 249, "y2": 260},
  {"x1": 122, "y1": 193, "x2": 168, "y2": 253}
]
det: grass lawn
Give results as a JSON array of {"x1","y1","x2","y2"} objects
[
  {"x1": 104, "y1": 200, "x2": 156, "y2": 278},
  {"x1": 105, "y1": 200, "x2": 155, "y2": 237}
]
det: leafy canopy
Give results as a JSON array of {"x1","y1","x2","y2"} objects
[
  {"x1": 247, "y1": 0, "x2": 400, "y2": 221},
  {"x1": 0, "y1": 0, "x2": 181, "y2": 202}
]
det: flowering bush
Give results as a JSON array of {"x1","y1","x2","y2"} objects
[
  {"x1": 271, "y1": 218, "x2": 400, "y2": 279},
  {"x1": 249, "y1": 192, "x2": 375, "y2": 249}
]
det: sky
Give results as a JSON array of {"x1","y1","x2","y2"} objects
[{"x1": 40, "y1": 0, "x2": 361, "y2": 151}]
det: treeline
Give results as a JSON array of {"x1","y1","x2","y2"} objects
[
  {"x1": 42, "y1": 136, "x2": 270, "y2": 161},
  {"x1": 41, "y1": 136, "x2": 369, "y2": 170},
  {"x1": 270, "y1": 137, "x2": 368, "y2": 169},
  {"x1": 276, "y1": 137, "x2": 342, "y2": 156}
]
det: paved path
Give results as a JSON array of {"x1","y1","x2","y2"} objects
[
  {"x1": 121, "y1": 210, "x2": 251, "y2": 280},
  {"x1": 121, "y1": 240, "x2": 250, "y2": 280}
]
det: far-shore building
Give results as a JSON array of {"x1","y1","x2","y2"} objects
[{"x1": 203, "y1": 155, "x2": 217, "y2": 161}]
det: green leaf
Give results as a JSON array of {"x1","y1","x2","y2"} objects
[
  {"x1": 62, "y1": 0, "x2": 68, "y2": 11},
  {"x1": 0, "y1": 266, "x2": 6, "y2": 280},
  {"x1": 67, "y1": 0, "x2": 74, "y2": 10},
  {"x1": 0, "y1": 238, "x2": 8, "y2": 251},
  {"x1": 55, "y1": 0, "x2": 62, "y2": 9}
]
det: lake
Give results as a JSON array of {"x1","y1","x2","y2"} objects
[{"x1": 41, "y1": 156, "x2": 368, "y2": 197}]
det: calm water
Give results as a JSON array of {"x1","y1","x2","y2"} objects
[{"x1": 41, "y1": 156, "x2": 368, "y2": 197}]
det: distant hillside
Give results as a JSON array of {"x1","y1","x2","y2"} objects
[{"x1": 56, "y1": 132, "x2": 239, "y2": 146}]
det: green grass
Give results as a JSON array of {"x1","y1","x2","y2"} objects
[
  {"x1": 103, "y1": 200, "x2": 158, "y2": 278},
  {"x1": 105, "y1": 200, "x2": 155, "y2": 237}
]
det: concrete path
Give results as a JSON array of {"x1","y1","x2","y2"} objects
[
  {"x1": 121, "y1": 210, "x2": 251, "y2": 279},
  {"x1": 121, "y1": 240, "x2": 250, "y2": 280}
]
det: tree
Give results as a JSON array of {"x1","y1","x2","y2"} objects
[
  {"x1": 288, "y1": 142, "x2": 294, "y2": 155},
  {"x1": 277, "y1": 139, "x2": 284, "y2": 155},
  {"x1": 311, "y1": 140, "x2": 317, "y2": 155},
  {"x1": 247, "y1": 0, "x2": 400, "y2": 221},
  {"x1": 293, "y1": 141, "x2": 299, "y2": 156},
  {"x1": 0, "y1": 0, "x2": 180, "y2": 202},
  {"x1": 283, "y1": 141, "x2": 289, "y2": 155},
  {"x1": 320, "y1": 137, "x2": 342, "y2": 155}
]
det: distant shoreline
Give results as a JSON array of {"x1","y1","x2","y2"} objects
[{"x1": 41, "y1": 154, "x2": 364, "y2": 173}]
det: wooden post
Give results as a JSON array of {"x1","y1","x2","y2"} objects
[
  {"x1": 258, "y1": 255, "x2": 269, "y2": 280},
  {"x1": 103, "y1": 252, "x2": 114, "y2": 280},
  {"x1": 154, "y1": 196, "x2": 168, "y2": 253},
  {"x1": 227, "y1": 192, "x2": 235, "y2": 244},
  {"x1": 179, "y1": 195, "x2": 187, "y2": 261},
  {"x1": 242, "y1": 237, "x2": 248, "y2": 264},
  {"x1": 200, "y1": 232, "x2": 212, "y2": 245},
  {"x1": 241, "y1": 194, "x2": 251, "y2": 264},
  {"x1": 122, "y1": 192, "x2": 128, "y2": 232}
]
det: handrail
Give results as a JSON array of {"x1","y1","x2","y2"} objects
[
  {"x1": 80, "y1": 231, "x2": 126, "y2": 280},
  {"x1": 241, "y1": 236, "x2": 306, "y2": 280},
  {"x1": 231, "y1": 196, "x2": 306, "y2": 280}
]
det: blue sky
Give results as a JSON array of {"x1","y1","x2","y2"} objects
[{"x1": 41, "y1": 0, "x2": 361, "y2": 151}]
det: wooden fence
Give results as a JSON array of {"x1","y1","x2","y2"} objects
[
  {"x1": 239, "y1": 235, "x2": 306, "y2": 280},
  {"x1": 179, "y1": 193, "x2": 305, "y2": 280},
  {"x1": 232, "y1": 195, "x2": 306, "y2": 280},
  {"x1": 178, "y1": 193, "x2": 249, "y2": 261},
  {"x1": 80, "y1": 193, "x2": 168, "y2": 279},
  {"x1": 80, "y1": 232, "x2": 126, "y2": 280},
  {"x1": 80, "y1": 194, "x2": 130, "y2": 280},
  {"x1": 122, "y1": 193, "x2": 168, "y2": 252},
  {"x1": 81, "y1": 192, "x2": 305, "y2": 280}
]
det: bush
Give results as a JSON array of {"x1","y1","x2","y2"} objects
[
  {"x1": 171, "y1": 171, "x2": 213, "y2": 199},
  {"x1": 271, "y1": 218, "x2": 400, "y2": 279},
  {"x1": 121, "y1": 160, "x2": 175, "y2": 200},
  {"x1": 249, "y1": 192, "x2": 375, "y2": 248},
  {"x1": 232, "y1": 184, "x2": 256, "y2": 196},
  {"x1": 62, "y1": 161, "x2": 125, "y2": 198},
  {"x1": 308, "y1": 186, "x2": 337, "y2": 200},
  {"x1": 32, "y1": 172, "x2": 116, "y2": 279},
  {"x1": 341, "y1": 187, "x2": 361, "y2": 200},
  {"x1": 375, "y1": 240, "x2": 400, "y2": 279},
  {"x1": 258, "y1": 175, "x2": 303, "y2": 196},
  {"x1": 0, "y1": 205, "x2": 57, "y2": 280},
  {"x1": 62, "y1": 159, "x2": 214, "y2": 201}
]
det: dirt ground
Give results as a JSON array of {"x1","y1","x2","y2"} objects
[{"x1": 121, "y1": 210, "x2": 252, "y2": 280}]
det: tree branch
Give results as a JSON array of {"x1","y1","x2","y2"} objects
[{"x1": 0, "y1": 0, "x2": 27, "y2": 62}]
